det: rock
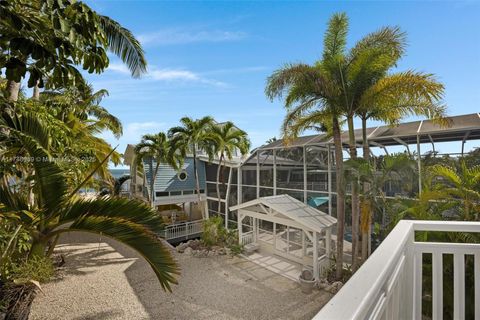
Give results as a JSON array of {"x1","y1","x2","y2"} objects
[
  {"x1": 176, "y1": 243, "x2": 188, "y2": 253},
  {"x1": 207, "y1": 250, "x2": 216, "y2": 257},
  {"x1": 225, "y1": 248, "x2": 232, "y2": 256},
  {"x1": 184, "y1": 247, "x2": 193, "y2": 255},
  {"x1": 327, "y1": 281, "x2": 343, "y2": 294},
  {"x1": 316, "y1": 278, "x2": 329, "y2": 289},
  {"x1": 217, "y1": 248, "x2": 226, "y2": 255}
]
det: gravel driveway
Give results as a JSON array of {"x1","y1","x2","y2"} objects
[{"x1": 29, "y1": 232, "x2": 332, "y2": 320}]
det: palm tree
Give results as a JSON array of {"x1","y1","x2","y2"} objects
[
  {"x1": 210, "y1": 122, "x2": 250, "y2": 213},
  {"x1": 0, "y1": 112, "x2": 179, "y2": 291},
  {"x1": 168, "y1": 116, "x2": 215, "y2": 218},
  {"x1": 1, "y1": 0, "x2": 147, "y2": 102},
  {"x1": 135, "y1": 132, "x2": 183, "y2": 208},
  {"x1": 266, "y1": 13, "x2": 348, "y2": 280},
  {"x1": 428, "y1": 162, "x2": 480, "y2": 220}
]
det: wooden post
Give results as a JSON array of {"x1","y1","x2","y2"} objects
[
  {"x1": 313, "y1": 231, "x2": 319, "y2": 280},
  {"x1": 238, "y1": 211, "x2": 243, "y2": 245},
  {"x1": 326, "y1": 227, "x2": 332, "y2": 259}
]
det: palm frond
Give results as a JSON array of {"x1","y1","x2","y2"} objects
[{"x1": 98, "y1": 15, "x2": 147, "y2": 78}]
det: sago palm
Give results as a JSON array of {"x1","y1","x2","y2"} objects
[
  {"x1": 209, "y1": 122, "x2": 250, "y2": 213},
  {"x1": 168, "y1": 116, "x2": 215, "y2": 219},
  {"x1": 135, "y1": 132, "x2": 183, "y2": 208},
  {"x1": 0, "y1": 112, "x2": 179, "y2": 291}
]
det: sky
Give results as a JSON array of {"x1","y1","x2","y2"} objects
[{"x1": 82, "y1": 0, "x2": 480, "y2": 163}]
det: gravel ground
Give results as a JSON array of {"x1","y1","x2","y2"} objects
[{"x1": 29, "y1": 232, "x2": 332, "y2": 320}]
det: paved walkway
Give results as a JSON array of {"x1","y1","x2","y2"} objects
[{"x1": 30, "y1": 232, "x2": 332, "y2": 320}]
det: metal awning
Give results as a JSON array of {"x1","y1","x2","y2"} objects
[
  {"x1": 258, "y1": 113, "x2": 480, "y2": 150},
  {"x1": 230, "y1": 194, "x2": 336, "y2": 233}
]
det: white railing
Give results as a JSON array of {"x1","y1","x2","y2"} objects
[
  {"x1": 241, "y1": 231, "x2": 255, "y2": 245},
  {"x1": 162, "y1": 220, "x2": 203, "y2": 241},
  {"x1": 314, "y1": 220, "x2": 480, "y2": 320}
]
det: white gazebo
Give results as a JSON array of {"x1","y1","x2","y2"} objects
[{"x1": 230, "y1": 194, "x2": 337, "y2": 281}]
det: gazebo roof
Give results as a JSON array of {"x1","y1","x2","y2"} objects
[{"x1": 230, "y1": 194, "x2": 336, "y2": 233}]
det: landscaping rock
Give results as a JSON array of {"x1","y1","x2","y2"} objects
[
  {"x1": 327, "y1": 281, "x2": 343, "y2": 294},
  {"x1": 183, "y1": 247, "x2": 193, "y2": 255}
]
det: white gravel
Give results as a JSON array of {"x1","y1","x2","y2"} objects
[{"x1": 29, "y1": 232, "x2": 332, "y2": 320}]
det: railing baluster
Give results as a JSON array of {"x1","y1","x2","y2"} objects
[
  {"x1": 414, "y1": 251, "x2": 423, "y2": 319},
  {"x1": 475, "y1": 253, "x2": 480, "y2": 320},
  {"x1": 432, "y1": 252, "x2": 443, "y2": 320},
  {"x1": 454, "y1": 253, "x2": 465, "y2": 320}
]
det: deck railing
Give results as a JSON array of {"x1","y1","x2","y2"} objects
[
  {"x1": 241, "y1": 231, "x2": 255, "y2": 245},
  {"x1": 162, "y1": 220, "x2": 203, "y2": 241},
  {"x1": 314, "y1": 220, "x2": 480, "y2": 320}
]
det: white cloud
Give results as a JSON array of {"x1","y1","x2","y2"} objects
[
  {"x1": 106, "y1": 65, "x2": 228, "y2": 88},
  {"x1": 138, "y1": 29, "x2": 247, "y2": 46},
  {"x1": 124, "y1": 121, "x2": 166, "y2": 138},
  {"x1": 107, "y1": 63, "x2": 130, "y2": 75}
]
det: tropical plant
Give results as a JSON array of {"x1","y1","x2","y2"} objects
[
  {"x1": 0, "y1": 112, "x2": 179, "y2": 291},
  {"x1": 265, "y1": 13, "x2": 350, "y2": 279},
  {"x1": 168, "y1": 116, "x2": 215, "y2": 218},
  {"x1": 135, "y1": 132, "x2": 183, "y2": 208},
  {"x1": 0, "y1": 0, "x2": 146, "y2": 102},
  {"x1": 209, "y1": 122, "x2": 250, "y2": 213}
]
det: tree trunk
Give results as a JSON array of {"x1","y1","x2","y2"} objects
[
  {"x1": 151, "y1": 161, "x2": 160, "y2": 209},
  {"x1": 216, "y1": 153, "x2": 224, "y2": 214},
  {"x1": 361, "y1": 115, "x2": 371, "y2": 261},
  {"x1": 32, "y1": 83, "x2": 40, "y2": 101},
  {"x1": 193, "y1": 150, "x2": 204, "y2": 219},
  {"x1": 7, "y1": 80, "x2": 21, "y2": 102},
  {"x1": 347, "y1": 116, "x2": 360, "y2": 270},
  {"x1": 332, "y1": 117, "x2": 345, "y2": 280}
]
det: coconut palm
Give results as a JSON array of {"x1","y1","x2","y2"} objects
[
  {"x1": 135, "y1": 132, "x2": 183, "y2": 208},
  {"x1": 168, "y1": 116, "x2": 215, "y2": 218},
  {"x1": 266, "y1": 13, "x2": 348, "y2": 279},
  {"x1": 0, "y1": 112, "x2": 179, "y2": 291},
  {"x1": 210, "y1": 122, "x2": 250, "y2": 213}
]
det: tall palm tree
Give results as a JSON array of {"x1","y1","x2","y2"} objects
[
  {"x1": 0, "y1": 112, "x2": 179, "y2": 291},
  {"x1": 135, "y1": 132, "x2": 183, "y2": 208},
  {"x1": 210, "y1": 122, "x2": 250, "y2": 213},
  {"x1": 168, "y1": 116, "x2": 215, "y2": 218},
  {"x1": 266, "y1": 13, "x2": 348, "y2": 279}
]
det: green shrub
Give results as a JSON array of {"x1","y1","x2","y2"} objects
[
  {"x1": 201, "y1": 216, "x2": 224, "y2": 247},
  {"x1": 9, "y1": 256, "x2": 54, "y2": 283}
]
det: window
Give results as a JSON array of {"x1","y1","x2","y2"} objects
[
  {"x1": 177, "y1": 170, "x2": 188, "y2": 181},
  {"x1": 155, "y1": 191, "x2": 168, "y2": 197}
]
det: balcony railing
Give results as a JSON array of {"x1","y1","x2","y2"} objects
[
  {"x1": 314, "y1": 220, "x2": 480, "y2": 320},
  {"x1": 161, "y1": 220, "x2": 203, "y2": 241}
]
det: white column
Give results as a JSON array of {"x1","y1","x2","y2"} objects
[
  {"x1": 302, "y1": 231, "x2": 306, "y2": 257},
  {"x1": 417, "y1": 135, "x2": 422, "y2": 195},
  {"x1": 256, "y1": 151, "x2": 260, "y2": 198},
  {"x1": 326, "y1": 227, "x2": 332, "y2": 259},
  {"x1": 204, "y1": 200, "x2": 209, "y2": 219},
  {"x1": 238, "y1": 211, "x2": 243, "y2": 245},
  {"x1": 273, "y1": 149, "x2": 277, "y2": 196},
  {"x1": 237, "y1": 167, "x2": 242, "y2": 205},
  {"x1": 303, "y1": 146, "x2": 307, "y2": 204},
  {"x1": 313, "y1": 231, "x2": 319, "y2": 280}
]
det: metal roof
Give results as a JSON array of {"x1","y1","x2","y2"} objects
[
  {"x1": 258, "y1": 113, "x2": 480, "y2": 150},
  {"x1": 230, "y1": 194, "x2": 337, "y2": 232}
]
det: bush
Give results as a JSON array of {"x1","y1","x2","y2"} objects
[
  {"x1": 201, "y1": 217, "x2": 243, "y2": 255},
  {"x1": 9, "y1": 256, "x2": 54, "y2": 284}
]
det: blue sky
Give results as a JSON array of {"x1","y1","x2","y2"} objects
[{"x1": 83, "y1": 0, "x2": 480, "y2": 160}]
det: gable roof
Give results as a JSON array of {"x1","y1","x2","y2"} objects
[{"x1": 230, "y1": 194, "x2": 336, "y2": 233}]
